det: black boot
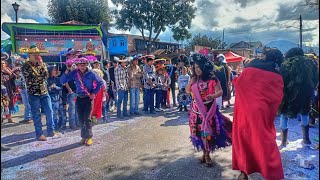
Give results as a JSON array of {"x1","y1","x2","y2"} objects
[
  {"x1": 184, "y1": 106, "x2": 188, "y2": 112},
  {"x1": 179, "y1": 105, "x2": 182, "y2": 111},
  {"x1": 280, "y1": 129, "x2": 289, "y2": 147},
  {"x1": 1, "y1": 144, "x2": 11, "y2": 151},
  {"x1": 302, "y1": 125, "x2": 312, "y2": 145}
]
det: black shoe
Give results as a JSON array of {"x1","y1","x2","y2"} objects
[
  {"x1": 184, "y1": 107, "x2": 188, "y2": 112},
  {"x1": 1, "y1": 144, "x2": 10, "y2": 151}
]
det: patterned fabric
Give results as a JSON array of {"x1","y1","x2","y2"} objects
[
  {"x1": 143, "y1": 64, "x2": 156, "y2": 89},
  {"x1": 155, "y1": 74, "x2": 171, "y2": 91},
  {"x1": 22, "y1": 62, "x2": 49, "y2": 96},
  {"x1": 127, "y1": 65, "x2": 142, "y2": 88},
  {"x1": 1, "y1": 71, "x2": 16, "y2": 112},
  {"x1": 189, "y1": 80, "x2": 232, "y2": 151},
  {"x1": 114, "y1": 66, "x2": 129, "y2": 91},
  {"x1": 1, "y1": 84, "x2": 9, "y2": 108},
  {"x1": 15, "y1": 73, "x2": 27, "y2": 89}
]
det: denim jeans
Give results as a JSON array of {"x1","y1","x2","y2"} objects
[
  {"x1": 110, "y1": 90, "x2": 118, "y2": 108},
  {"x1": 143, "y1": 88, "x2": 147, "y2": 110},
  {"x1": 155, "y1": 89, "x2": 163, "y2": 109},
  {"x1": 76, "y1": 96, "x2": 93, "y2": 138},
  {"x1": 117, "y1": 90, "x2": 128, "y2": 116},
  {"x1": 20, "y1": 88, "x2": 32, "y2": 120},
  {"x1": 102, "y1": 100, "x2": 109, "y2": 121},
  {"x1": 170, "y1": 84, "x2": 177, "y2": 105},
  {"x1": 51, "y1": 100, "x2": 61, "y2": 130},
  {"x1": 144, "y1": 88, "x2": 155, "y2": 112},
  {"x1": 280, "y1": 114, "x2": 309, "y2": 130},
  {"x1": 29, "y1": 94, "x2": 54, "y2": 138},
  {"x1": 130, "y1": 88, "x2": 140, "y2": 114}
]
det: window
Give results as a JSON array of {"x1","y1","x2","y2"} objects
[
  {"x1": 120, "y1": 40, "x2": 125, "y2": 47},
  {"x1": 113, "y1": 40, "x2": 117, "y2": 47}
]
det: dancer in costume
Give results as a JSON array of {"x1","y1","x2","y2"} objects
[
  {"x1": 214, "y1": 54, "x2": 231, "y2": 109},
  {"x1": 232, "y1": 48, "x2": 285, "y2": 180},
  {"x1": 278, "y1": 47, "x2": 319, "y2": 146},
  {"x1": 61, "y1": 57, "x2": 104, "y2": 146},
  {"x1": 186, "y1": 53, "x2": 232, "y2": 167}
]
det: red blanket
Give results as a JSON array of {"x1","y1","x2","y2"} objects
[{"x1": 232, "y1": 67, "x2": 284, "y2": 180}]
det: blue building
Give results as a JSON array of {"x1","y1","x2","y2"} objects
[{"x1": 107, "y1": 34, "x2": 128, "y2": 60}]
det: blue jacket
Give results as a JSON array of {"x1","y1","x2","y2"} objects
[
  {"x1": 60, "y1": 69, "x2": 103, "y2": 96},
  {"x1": 47, "y1": 76, "x2": 62, "y2": 102}
]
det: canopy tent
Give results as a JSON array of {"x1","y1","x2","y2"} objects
[{"x1": 224, "y1": 51, "x2": 244, "y2": 63}]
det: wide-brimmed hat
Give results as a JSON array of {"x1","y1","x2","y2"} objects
[
  {"x1": 20, "y1": 45, "x2": 49, "y2": 54},
  {"x1": 155, "y1": 58, "x2": 166, "y2": 64},
  {"x1": 83, "y1": 51, "x2": 96, "y2": 56},
  {"x1": 64, "y1": 48, "x2": 76, "y2": 56},
  {"x1": 114, "y1": 56, "x2": 131, "y2": 62},
  {"x1": 74, "y1": 57, "x2": 89, "y2": 64},
  {"x1": 217, "y1": 54, "x2": 227, "y2": 63}
]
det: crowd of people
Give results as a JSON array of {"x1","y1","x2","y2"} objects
[{"x1": 1, "y1": 45, "x2": 319, "y2": 180}]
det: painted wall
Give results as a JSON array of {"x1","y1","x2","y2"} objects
[{"x1": 109, "y1": 35, "x2": 128, "y2": 56}]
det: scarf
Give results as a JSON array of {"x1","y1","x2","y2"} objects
[{"x1": 191, "y1": 80, "x2": 217, "y2": 137}]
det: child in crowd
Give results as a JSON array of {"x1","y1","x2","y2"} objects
[
  {"x1": 1, "y1": 82, "x2": 10, "y2": 124},
  {"x1": 155, "y1": 66, "x2": 170, "y2": 112},
  {"x1": 178, "y1": 66, "x2": 190, "y2": 111},
  {"x1": 47, "y1": 65, "x2": 63, "y2": 130}
]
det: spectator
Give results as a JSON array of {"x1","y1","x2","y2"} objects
[{"x1": 128, "y1": 57, "x2": 143, "y2": 115}]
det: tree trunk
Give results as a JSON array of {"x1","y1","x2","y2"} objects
[{"x1": 147, "y1": 43, "x2": 152, "y2": 54}]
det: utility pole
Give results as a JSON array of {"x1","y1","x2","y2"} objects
[
  {"x1": 300, "y1": 15, "x2": 302, "y2": 48},
  {"x1": 222, "y1": 29, "x2": 225, "y2": 50}
]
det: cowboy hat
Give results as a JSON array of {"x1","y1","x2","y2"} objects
[
  {"x1": 217, "y1": 54, "x2": 227, "y2": 63},
  {"x1": 155, "y1": 58, "x2": 166, "y2": 64},
  {"x1": 114, "y1": 56, "x2": 131, "y2": 63},
  {"x1": 74, "y1": 57, "x2": 89, "y2": 64},
  {"x1": 19, "y1": 45, "x2": 49, "y2": 54},
  {"x1": 1, "y1": 52, "x2": 9, "y2": 61},
  {"x1": 63, "y1": 48, "x2": 76, "y2": 56},
  {"x1": 83, "y1": 51, "x2": 96, "y2": 56}
]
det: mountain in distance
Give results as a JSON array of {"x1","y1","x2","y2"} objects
[{"x1": 265, "y1": 40, "x2": 319, "y2": 55}]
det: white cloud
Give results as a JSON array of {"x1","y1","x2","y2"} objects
[{"x1": 1, "y1": 13, "x2": 38, "y2": 39}]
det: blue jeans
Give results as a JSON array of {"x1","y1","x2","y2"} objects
[
  {"x1": 51, "y1": 100, "x2": 61, "y2": 130},
  {"x1": 21, "y1": 88, "x2": 32, "y2": 120},
  {"x1": 29, "y1": 94, "x2": 55, "y2": 137},
  {"x1": 280, "y1": 114, "x2": 309, "y2": 130},
  {"x1": 117, "y1": 90, "x2": 128, "y2": 116},
  {"x1": 155, "y1": 89, "x2": 163, "y2": 109},
  {"x1": 144, "y1": 88, "x2": 155, "y2": 112},
  {"x1": 143, "y1": 88, "x2": 147, "y2": 110},
  {"x1": 110, "y1": 90, "x2": 118, "y2": 108},
  {"x1": 130, "y1": 88, "x2": 140, "y2": 113},
  {"x1": 102, "y1": 100, "x2": 109, "y2": 121}
]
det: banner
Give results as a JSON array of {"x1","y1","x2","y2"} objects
[{"x1": 15, "y1": 35, "x2": 103, "y2": 56}]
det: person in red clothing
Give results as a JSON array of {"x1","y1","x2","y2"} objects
[{"x1": 232, "y1": 48, "x2": 285, "y2": 180}]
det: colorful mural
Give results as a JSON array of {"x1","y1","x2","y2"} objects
[{"x1": 15, "y1": 35, "x2": 103, "y2": 56}]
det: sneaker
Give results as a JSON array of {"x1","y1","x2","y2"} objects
[
  {"x1": 79, "y1": 138, "x2": 86, "y2": 145},
  {"x1": 85, "y1": 138, "x2": 93, "y2": 146},
  {"x1": 159, "y1": 108, "x2": 164, "y2": 111},
  {"x1": 37, "y1": 135, "x2": 47, "y2": 141},
  {"x1": 155, "y1": 108, "x2": 161, "y2": 112},
  {"x1": 47, "y1": 131, "x2": 60, "y2": 137}
]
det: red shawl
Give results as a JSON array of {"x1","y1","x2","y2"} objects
[
  {"x1": 232, "y1": 67, "x2": 284, "y2": 180},
  {"x1": 91, "y1": 83, "x2": 105, "y2": 119}
]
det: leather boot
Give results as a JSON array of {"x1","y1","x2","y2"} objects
[
  {"x1": 302, "y1": 125, "x2": 312, "y2": 145},
  {"x1": 280, "y1": 129, "x2": 289, "y2": 147}
]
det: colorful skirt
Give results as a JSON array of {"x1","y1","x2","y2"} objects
[{"x1": 189, "y1": 102, "x2": 232, "y2": 151}]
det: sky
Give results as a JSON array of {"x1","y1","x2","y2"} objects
[{"x1": 1, "y1": 0, "x2": 319, "y2": 47}]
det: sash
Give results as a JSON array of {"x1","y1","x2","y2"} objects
[
  {"x1": 76, "y1": 70, "x2": 90, "y2": 96},
  {"x1": 191, "y1": 80, "x2": 217, "y2": 136}
]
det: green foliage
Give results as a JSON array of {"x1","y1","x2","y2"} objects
[
  {"x1": 48, "y1": 0, "x2": 110, "y2": 24},
  {"x1": 186, "y1": 33, "x2": 226, "y2": 50},
  {"x1": 279, "y1": 55, "x2": 319, "y2": 117},
  {"x1": 111, "y1": 0, "x2": 196, "y2": 44}
]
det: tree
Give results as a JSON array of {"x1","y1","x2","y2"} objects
[
  {"x1": 303, "y1": 0, "x2": 319, "y2": 11},
  {"x1": 186, "y1": 34, "x2": 227, "y2": 52},
  {"x1": 111, "y1": 0, "x2": 196, "y2": 53},
  {"x1": 48, "y1": 0, "x2": 110, "y2": 24}
]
